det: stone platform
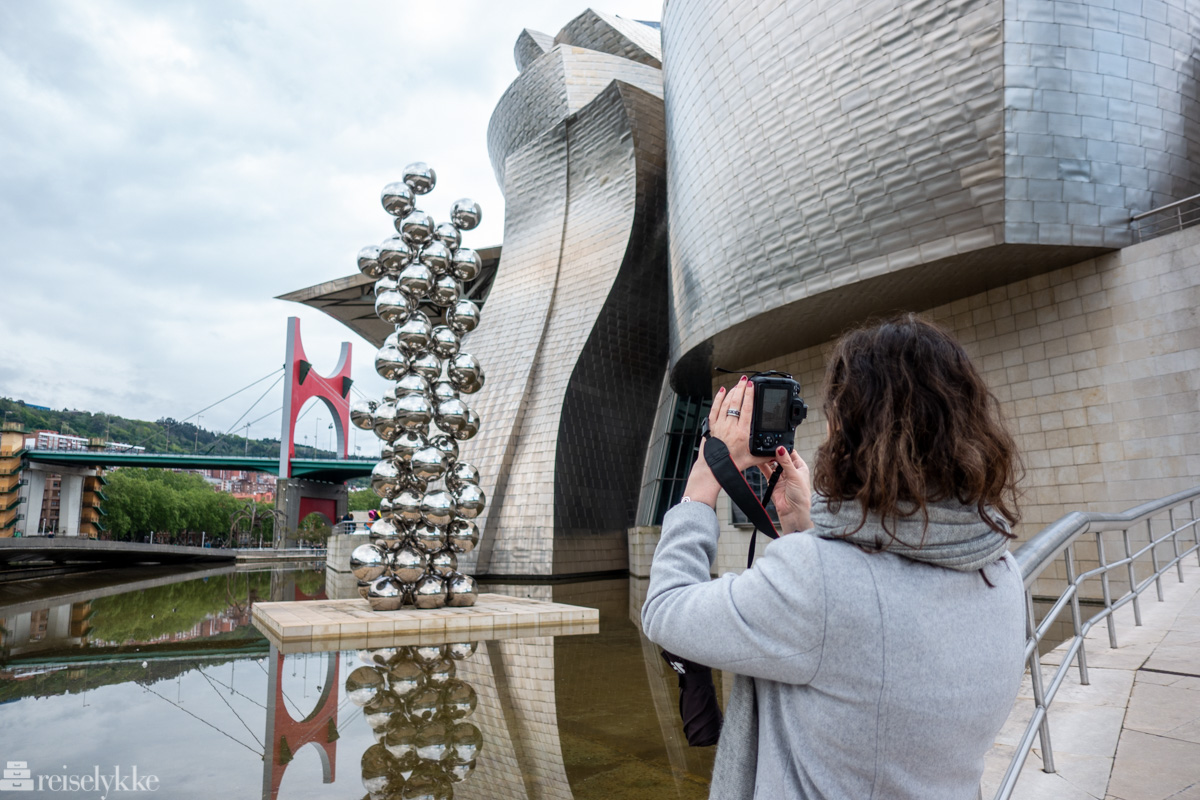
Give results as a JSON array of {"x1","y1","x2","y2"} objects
[{"x1": 252, "y1": 593, "x2": 599, "y2": 653}]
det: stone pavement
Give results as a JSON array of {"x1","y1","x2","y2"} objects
[{"x1": 981, "y1": 559, "x2": 1200, "y2": 800}]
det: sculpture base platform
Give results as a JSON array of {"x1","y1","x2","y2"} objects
[{"x1": 252, "y1": 593, "x2": 599, "y2": 653}]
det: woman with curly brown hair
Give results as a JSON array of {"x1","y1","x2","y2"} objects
[{"x1": 642, "y1": 314, "x2": 1026, "y2": 800}]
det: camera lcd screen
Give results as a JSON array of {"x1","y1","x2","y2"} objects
[{"x1": 759, "y1": 387, "x2": 790, "y2": 431}]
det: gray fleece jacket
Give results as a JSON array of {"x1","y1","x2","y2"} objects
[{"x1": 641, "y1": 501, "x2": 1025, "y2": 800}]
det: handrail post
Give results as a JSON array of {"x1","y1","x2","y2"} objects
[
  {"x1": 1193, "y1": 500, "x2": 1199, "y2": 567},
  {"x1": 1025, "y1": 590, "x2": 1056, "y2": 773},
  {"x1": 1170, "y1": 506, "x2": 1183, "y2": 583},
  {"x1": 1149, "y1": 518, "x2": 1164, "y2": 601},
  {"x1": 1097, "y1": 531, "x2": 1119, "y2": 648},
  {"x1": 1064, "y1": 546, "x2": 1089, "y2": 685},
  {"x1": 1122, "y1": 528, "x2": 1142, "y2": 626}
]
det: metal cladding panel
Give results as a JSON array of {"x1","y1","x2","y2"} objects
[
  {"x1": 660, "y1": 0, "x2": 1200, "y2": 391},
  {"x1": 554, "y1": 8, "x2": 663, "y2": 68}
]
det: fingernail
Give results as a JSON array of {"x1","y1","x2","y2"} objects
[
  {"x1": 740, "y1": 375, "x2": 747, "y2": 382},
  {"x1": 718, "y1": 387, "x2": 725, "y2": 393},
  {"x1": 777, "y1": 447, "x2": 786, "y2": 456}
]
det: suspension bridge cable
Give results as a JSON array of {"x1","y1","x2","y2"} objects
[
  {"x1": 198, "y1": 668, "x2": 264, "y2": 748},
  {"x1": 129, "y1": 368, "x2": 283, "y2": 452},
  {"x1": 197, "y1": 669, "x2": 266, "y2": 709},
  {"x1": 202, "y1": 373, "x2": 285, "y2": 455},
  {"x1": 143, "y1": 684, "x2": 262, "y2": 756}
]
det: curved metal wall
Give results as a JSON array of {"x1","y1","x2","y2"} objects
[{"x1": 661, "y1": 0, "x2": 1200, "y2": 390}]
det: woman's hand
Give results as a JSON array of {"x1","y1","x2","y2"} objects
[{"x1": 759, "y1": 448, "x2": 812, "y2": 533}]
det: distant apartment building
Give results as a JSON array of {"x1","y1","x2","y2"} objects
[{"x1": 198, "y1": 469, "x2": 276, "y2": 503}]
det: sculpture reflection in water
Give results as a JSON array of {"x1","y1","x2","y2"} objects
[
  {"x1": 348, "y1": 643, "x2": 483, "y2": 800},
  {"x1": 348, "y1": 162, "x2": 487, "y2": 611}
]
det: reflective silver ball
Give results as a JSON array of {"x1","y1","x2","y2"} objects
[
  {"x1": 454, "y1": 483, "x2": 486, "y2": 519},
  {"x1": 430, "y1": 326, "x2": 460, "y2": 359},
  {"x1": 429, "y1": 548, "x2": 458, "y2": 577},
  {"x1": 390, "y1": 430, "x2": 427, "y2": 464},
  {"x1": 431, "y1": 380, "x2": 459, "y2": 404},
  {"x1": 434, "y1": 398, "x2": 468, "y2": 434},
  {"x1": 374, "y1": 344, "x2": 409, "y2": 380},
  {"x1": 446, "y1": 462, "x2": 480, "y2": 492},
  {"x1": 351, "y1": 399, "x2": 377, "y2": 430},
  {"x1": 369, "y1": 517, "x2": 404, "y2": 550},
  {"x1": 346, "y1": 666, "x2": 386, "y2": 706},
  {"x1": 394, "y1": 372, "x2": 431, "y2": 399},
  {"x1": 368, "y1": 576, "x2": 406, "y2": 611},
  {"x1": 374, "y1": 275, "x2": 398, "y2": 295},
  {"x1": 446, "y1": 574, "x2": 478, "y2": 607},
  {"x1": 419, "y1": 240, "x2": 452, "y2": 274},
  {"x1": 387, "y1": 660, "x2": 425, "y2": 698},
  {"x1": 424, "y1": 657, "x2": 456, "y2": 687},
  {"x1": 420, "y1": 490, "x2": 455, "y2": 528},
  {"x1": 374, "y1": 290, "x2": 413, "y2": 326},
  {"x1": 394, "y1": 393, "x2": 433, "y2": 432},
  {"x1": 394, "y1": 312, "x2": 432, "y2": 355},
  {"x1": 409, "y1": 351, "x2": 443, "y2": 382},
  {"x1": 372, "y1": 403, "x2": 399, "y2": 442},
  {"x1": 378, "y1": 236, "x2": 415, "y2": 273},
  {"x1": 358, "y1": 244, "x2": 385, "y2": 279},
  {"x1": 411, "y1": 644, "x2": 444, "y2": 666},
  {"x1": 391, "y1": 544, "x2": 427, "y2": 584},
  {"x1": 450, "y1": 248, "x2": 482, "y2": 282},
  {"x1": 450, "y1": 722, "x2": 482, "y2": 763},
  {"x1": 351, "y1": 543, "x2": 388, "y2": 581},
  {"x1": 378, "y1": 495, "x2": 395, "y2": 515},
  {"x1": 410, "y1": 446, "x2": 448, "y2": 482},
  {"x1": 413, "y1": 522, "x2": 447, "y2": 553},
  {"x1": 383, "y1": 720, "x2": 418, "y2": 760},
  {"x1": 406, "y1": 686, "x2": 441, "y2": 723},
  {"x1": 450, "y1": 198, "x2": 482, "y2": 230},
  {"x1": 370, "y1": 460, "x2": 401, "y2": 497},
  {"x1": 448, "y1": 353, "x2": 484, "y2": 394},
  {"x1": 412, "y1": 574, "x2": 448, "y2": 609},
  {"x1": 454, "y1": 407, "x2": 480, "y2": 441},
  {"x1": 429, "y1": 433, "x2": 459, "y2": 464},
  {"x1": 414, "y1": 719, "x2": 451, "y2": 763},
  {"x1": 434, "y1": 222, "x2": 461, "y2": 252},
  {"x1": 444, "y1": 641, "x2": 477, "y2": 661},
  {"x1": 447, "y1": 761, "x2": 476, "y2": 783},
  {"x1": 441, "y1": 679, "x2": 478, "y2": 719},
  {"x1": 399, "y1": 210, "x2": 435, "y2": 246},
  {"x1": 446, "y1": 519, "x2": 479, "y2": 554},
  {"x1": 429, "y1": 275, "x2": 461, "y2": 308},
  {"x1": 381, "y1": 181, "x2": 416, "y2": 217},
  {"x1": 395, "y1": 263, "x2": 433, "y2": 301},
  {"x1": 447, "y1": 299, "x2": 480, "y2": 334},
  {"x1": 402, "y1": 162, "x2": 437, "y2": 195},
  {"x1": 394, "y1": 489, "x2": 423, "y2": 525}
]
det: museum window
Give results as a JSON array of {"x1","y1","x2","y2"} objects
[
  {"x1": 652, "y1": 395, "x2": 711, "y2": 524},
  {"x1": 730, "y1": 467, "x2": 781, "y2": 528}
]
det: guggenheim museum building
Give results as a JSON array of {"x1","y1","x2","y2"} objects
[{"x1": 286, "y1": 1, "x2": 1200, "y2": 578}]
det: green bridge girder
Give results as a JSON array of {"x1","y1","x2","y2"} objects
[{"x1": 22, "y1": 451, "x2": 374, "y2": 483}]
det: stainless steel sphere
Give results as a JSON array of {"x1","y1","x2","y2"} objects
[
  {"x1": 431, "y1": 380, "x2": 458, "y2": 404},
  {"x1": 390, "y1": 430, "x2": 427, "y2": 464},
  {"x1": 391, "y1": 544, "x2": 427, "y2": 583},
  {"x1": 357, "y1": 244, "x2": 385, "y2": 279},
  {"x1": 374, "y1": 290, "x2": 414, "y2": 326},
  {"x1": 444, "y1": 641, "x2": 477, "y2": 661},
  {"x1": 450, "y1": 248, "x2": 481, "y2": 282},
  {"x1": 420, "y1": 490, "x2": 455, "y2": 528},
  {"x1": 346, "y1": 666, "x2": 386, "y2": 706},
  {"x1": 446, "y1": 462, "x2": 480, "y2": 492},
  {"x1": 374, "y1": 344, "x2": 409, "y2": 380},
  {"x1": 378, "y1": 236, "x2": 415, "y2": 273},
  {"x1": 378, "y1": 495, "x2": 395, "y2": 515},
  {"x1": 448, "y1": 353, "x2": 484, "y2": 394},
  {"x1": 411, "y1": 644, "x2": 444, "y2": 666},
  {"x1": 406, "y1": 685, "x2": 441, "y2": 723},
  {"x1": 374, "y1": 275, "x2": 399, "y2": 295},
  {"x1": 383, "y1": 720, "x2": 418, "y2": 760},
  {"x1": 372, "y1": 403, "x2": 399, "y2": 442},
  {"x1": 396, "y1": 263, "x2": 433, "y2": 300},
  {"x1": 394, "y1": 489, "x2": 423, "y2": 525},
  {"x1": 429, "y1": 548, "x2": 458, "y2": 577},
  {"x1": 394, "y1": 393, "x2": 433, "y2": 432},
  {"x1": 394, "y1": 372, "x2": 431, "y2": 399},
  {"x1": 412, "y1": 522, "x2": 447, "y2": 553},
  {"x1": 410, "y1": 446, "x2": 448, "y2": 482},
  {"x1": 446, "y1": 574, "x2": 479, "y2": 608},
  {"x1": 446, "y1": 519, "x2": 479, "y2": 554},
  {"x1": 434, "y1": 398, "x2": 468, "y2": 434},
  {"x1": 447, "y1": 299, "x2": 480, "y2": 334},
  {"x1": 412, "y1": 573, "x2": 448, "y2": 609},
  {"x1": 394, "y1": 312, "x2": 433, "y2": 354},
  {"x1": 387, "y1": 660, "x2": 425, "y2": 698},
  {"x1": 399, "y1": 469, "x2": 428, "y2": 493},
  {"x1": 434, "y1": 222, "x2": 461, "y2": 252},
  {"x1": 429, "y1": 433, "x2": 459, "y2": 464},
  {"x1": 351, "y1": 399, "x2": 377, "y2": 430},
  {"x1": 441, "y1": 679, "x2": 478, "y2": 719},
  {"x1": 370, "y1": 459, "x2": 401, "y2": 497},
  {"x1": 409, "y1": 351, "x2": 442, "y2": 382},
  {"x1": 450, "y1": 198, "x2": 482, "y2": 230},
  {"x1": 359, "y1": 648, "x2": 397, "y2": 668},
  {"x1": 414, "y1": 719, "x2": 451, "y2": 763},
  {"x1": 351, "y1": 543, "x2": 389, "y2": 581},
  {"x1": 381, "y1": 181, "x2": 416, "y2": 217},
  {"x1": 447, "y1": 761, "x2": 476, "y2": 783},
  {"x1": 430, "y1": 326, "x2": 460, "y2": 359},
  {"x1": 454, "y1": 407, "x2": 480, "y2": 440},
  {"x1": 402, "y1": 162, "x2": 437, "y2": 195},
  {"x1": 363, "y1": 689, "x2": 403, "y2": 730},
  {"x1": 424, "y1": 657, "x2": 456, "y2": 687},
  {"x1": 454, "y1": 483, "x2": 486, "y2": 519},
  {"x1": 450, "y1": 722, "x2": 482, "y2": 763},
  {"x1": 399, "y1": 209, "x2": 435, "y2": 246},
  {"x1": 429, "y1": 275, "x2": 461, "y2": 307},
  {"x1": 368, "y1": 576, "x2": 406, "y2": 611},
  {"x1": 360, "y1": 743, "x2": 396, "y2": 794},
  {"x1": 369, "y1": 517, "x2": 404, "y2": 550},
  {"x1": 419, "y1": 240, "x2": 452, "y2": 274}
]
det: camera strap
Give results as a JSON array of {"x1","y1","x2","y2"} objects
[{"x1": 700, "y1": 420, "x2": 782, "y2": 568}]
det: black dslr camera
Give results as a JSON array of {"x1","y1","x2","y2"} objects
[{"x1": 749, "y1": 371, "x2": 808, "y2": 456}]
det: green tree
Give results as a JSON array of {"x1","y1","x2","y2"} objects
[{"x1": 347, "y1": 488, "x2": 381, "y2": 512}]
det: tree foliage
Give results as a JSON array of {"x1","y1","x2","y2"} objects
[{"x1": 104, "y1": 468, "x2": 273, "y2": 544}]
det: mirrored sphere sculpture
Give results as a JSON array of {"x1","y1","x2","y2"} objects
[{"x1": 349, "y1": 163, "x2": 485, "y2": 607}]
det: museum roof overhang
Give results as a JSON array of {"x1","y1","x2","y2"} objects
[{"x1": 277, "y1": 245, "x2": 501, "y2": 348}]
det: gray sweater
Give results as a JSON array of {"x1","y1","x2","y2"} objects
[{"x1": 641, "y1": 501, "x2": 1025, "y2": 800}]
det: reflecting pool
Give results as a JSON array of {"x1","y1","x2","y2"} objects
[{"x1": 0, "y1": 564, "x2": 714, "y2": 798}]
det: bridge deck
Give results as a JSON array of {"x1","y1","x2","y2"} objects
[
  {"x1": 21, "y1": 450, "x2": 374, "y2": 481},
  {"x1": 982, "y1": 559, "x2": 1200, "y2": 800}
]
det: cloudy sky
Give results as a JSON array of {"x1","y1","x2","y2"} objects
[{"x1": 0, "y1": 0, "x2": 662, "y2": 454}]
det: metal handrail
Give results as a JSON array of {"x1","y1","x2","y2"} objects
[
  {"x1": 991, "y1": 486, "x2": 1200, "y2": 800},
  {"x1": 1130, "y1": 192, "x2": 1200, "y2": 242}
]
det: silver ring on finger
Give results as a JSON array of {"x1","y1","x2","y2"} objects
[{"x1": 726, "y1": 409, "x2": 741, "y2": 417}]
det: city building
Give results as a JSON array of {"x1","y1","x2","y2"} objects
[{"x1": 287, "y1": 4, "x2": 1200, "y2": 578}]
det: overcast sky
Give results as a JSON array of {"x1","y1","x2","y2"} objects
[{"x1": 0, "y1": 0, "x2": 663, "y2": 454}]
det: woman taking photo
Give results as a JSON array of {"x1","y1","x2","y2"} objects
[{"x1": 642, "y1": 314, "x2": 1026, "y2": 800}]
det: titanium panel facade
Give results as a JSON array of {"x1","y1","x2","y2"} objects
[{"x1": 661, "y1": 0, "x2": 1200, "y2": 391}]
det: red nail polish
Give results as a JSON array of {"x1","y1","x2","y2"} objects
[
  {"x1": 777, "y1": 447, "x2": 786, "y2": 455},
  {"x1": 741, "y1": 375, "x2": 747, "y2": 381}
]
